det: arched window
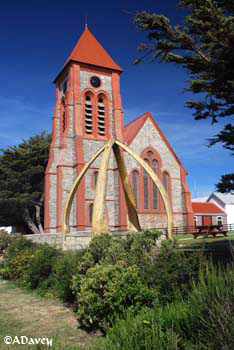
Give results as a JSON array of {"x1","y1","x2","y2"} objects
[
  {"x1": 62, "y1": 111, "x2": 66, "y2": 132},
  {"x1": 143, "y1": 159, "x2": 149, "y2": 209},
  {"x1": 89, "y1": 204, "x2": 93, "y2": 224},
  {"x1": 85, "y1": 95, "x2": 93, "y2": 134},
  {"x1": 163, "y1": 172, "x2": 169, "y2": 193},
  {"x1": 152, "y1": 159, "x2": 158, "y2": 209},
  {"x1": 94, "y1": 171, "x2": 98, "y2": 188},
  {"x1": 132, "y1": 170, "x2": 139, "y2": 208},
  {"x1": 98, "y1": 97, "x2": 105, "y2": 135},
  {"x1": 140, "y1": 148, "x2": 162, "y2": 212}
]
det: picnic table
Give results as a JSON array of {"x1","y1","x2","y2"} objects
[{"x1": 194, "y1": 225, "x2": 227, "y2": 239}]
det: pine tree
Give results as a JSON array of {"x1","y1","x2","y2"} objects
[
  {"x1": 0, "y1": 132, "x2": 51, "y2": 234},
  {"x1": 134, "y1": 0, "x2": 234, "y2": 193}
]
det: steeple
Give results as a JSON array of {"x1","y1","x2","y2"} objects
[{"x1": 54, "y1": 28, "x2": 122, "y2": 82}]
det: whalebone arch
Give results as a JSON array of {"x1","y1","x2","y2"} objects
[{"x1": 62, "y1": 140, "x2": 173, "y2": 240}]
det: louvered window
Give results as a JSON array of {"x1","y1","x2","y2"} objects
[
  {"x1": 85, "y1": 95, "x2": 93, "y2": 134},
  {"x1": 132, "y1": 170, "x2": 139, "y2": 208},
  {"x1": 152, "y1": 159, "x2": 158, "y2": 209},
  {"x1": 98, "y1": 97, "x2": 105, "y2": 135}
]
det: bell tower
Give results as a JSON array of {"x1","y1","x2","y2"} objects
[{"x1": 44, "y1": 28, "x2": 126, "y2": 233}]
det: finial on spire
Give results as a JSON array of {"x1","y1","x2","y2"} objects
[{"x1": 85, "y1": 13, "x2": 88, "y2": 29}]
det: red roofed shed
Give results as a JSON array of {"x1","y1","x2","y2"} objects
[{"x1": 192, "y1": 202, "x2": 227, "y2": 226}]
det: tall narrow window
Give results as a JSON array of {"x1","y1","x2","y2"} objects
[
  {"x1": 89, "y1": 204, "x2": 93, "y2": 224},
  {"x1": 85, "y1": 95, "x2": 92, "y2": 134},
  {"x1": 152, "y1": 159, "x2": 158, "y2": 209},
  {"x1": 62, "y1": 112, "x2": 66, "y2": 132},
  {"x1": 94, "y1": 171, "x2": 98, "y2": 188},
  {"x1": 98, "y1": 97, "x2": 105, "y2": 135},
  {"x1": 132, "y1": 170, "x2": 139, "y2": 208},
  {"x1": 163, "y1": 172, "x2": 169, "y2": 193},
  {"x1": 143, "y1": 159, "x2": 149, "y2": 209}
]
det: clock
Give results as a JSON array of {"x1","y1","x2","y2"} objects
[{"x1": 90, "y1": 76, "x2": 101, "y2": 88}]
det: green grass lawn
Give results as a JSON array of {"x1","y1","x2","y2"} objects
[
  {"x1": 175, "y1": 231, "x2": 234, "y2": 243},
  {"x1": 0, "y1": 278, "x2": 98, "y2": 350},
  {"x1": 175, "y1": 232, "x2": 234, "y2": 265}
]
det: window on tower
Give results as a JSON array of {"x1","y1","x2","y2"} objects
[
  {"x1": 98, "y1": 97, "x2": 105, "y2": 135},
  {"x1": 85, "y1": 95, "x2": 93, "y2": 134},
  {"x1": 62, "y1": 111, "x2": 66, "y2": 132}
]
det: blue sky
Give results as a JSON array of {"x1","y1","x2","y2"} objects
[{"x1": 0, "y1": 0, "x2": 232, "y2": 198}]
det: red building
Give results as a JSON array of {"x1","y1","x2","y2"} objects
[{"x1": 44, "y1": 28, "x2": 194, "y2": 233}]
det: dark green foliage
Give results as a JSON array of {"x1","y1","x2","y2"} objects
[
  {"x1": 23, "y1": 243, "x2": 60, "y2": 290},
  {"x1": 216, "y1": 173, "x2": 234, "y2": 194},
  {"x1": 0, "y1": 132, "x2": 51, "y2": 233},
  {"x1": 141, "y1": 241, "x2": 206, "y2": 304},
  {"x1": 134, "y1": 0, "x2": 234, "y2": 193},
  {"x1": 73, "y1": 263, "x2": 157, "y2": 333},
  {"x1": 52, "y1": 250, "x2": 85, "y2": 304},
  {"x1": 71, "y1": 233, "x2": 205, "y2": 332},
  {"x1": 96, "y1": 265, "x2": 234, "y2": 350},
  {"x1": 71, "y1": 231, "x2": 161, "y2": 298}
]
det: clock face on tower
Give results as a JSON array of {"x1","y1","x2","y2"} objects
[{"x1": 90, "y1": 76, "x2": 101, "y2": 88}]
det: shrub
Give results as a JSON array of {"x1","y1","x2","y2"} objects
[
  {"x1": 0, "y1": 230, "x2": 14, "y2": 254},
  {"x1": 52, "y1": 250, "x2": 85, "y2": 304},
  {"x1": 3, "y1": 234, "x2": 35, "y2": 260},
  {"x1": 73, "y1": 263, "x2": 157, "y2": 332},
  {"x1": 1, "y1": 235, "x2": 59, "y2": 292},
  {"x1": 23, "y1": 243, "x2": 60, "y2": 290},
  {"x1": 141, "y1": 240, "x2": 206, "y2": 304},
  {"x1": 1, "y1": 235, "x2": 36, "y2": 280},
  {"x1": 94, "y1": 306, "x2": 180, "y2": 350},
  {"x1": 96, "y1": 264, "x2": 234, "y2": 350}
]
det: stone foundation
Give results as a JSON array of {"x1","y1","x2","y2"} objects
[{"x1": 24, "y1": 229, "x2": 167, "y2": 250}]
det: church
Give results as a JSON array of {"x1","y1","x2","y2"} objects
[{"x1": 44, "y1": 27, "x2": 194, "y2": 234}]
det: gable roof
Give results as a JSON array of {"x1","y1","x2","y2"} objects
[
  {"x1": 208, "y1": 192, "x2": 234, "y2": 205},
  {"x1": 192, "y1": 202, "x2": 225, "y2": 214},
  {"x1": 54, "y1": 28, "x2": 122, "y2": 82},
  {"x1": 124, "y1": 112, "x2": 184, "y2": 169}
]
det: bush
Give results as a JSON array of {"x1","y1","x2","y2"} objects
[
  {"x1": 1, "y1": 235, "x2": 59, "y2": 291},
  {"x1": 141, "y1": 241, "x2": 206, "y2": 304},
  {"x1": 0, "y1": 230, "x2": 14, "y2": 254},
  {"x1": 73, "y1": 263, "x2": 157, "y2": 332},
  {"x1": 1, "y1": 234, "x2": 36, "y2": 280},
  {"x1": 52, "y1": 250, "x2": 85, "y2": 304},
  {"x1": 96, "y1": 264, "x2": 234, "y2": 350},
  {"x1": 22, "y1": 243, "x2": 60, "y2": 290}
]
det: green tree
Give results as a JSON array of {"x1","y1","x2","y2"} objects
[
  {"x1": 0, "y1": 132, "x2": 51, "y2": 234},
  {"x1": 134, "y1": 0, "x2": 234, "y2": 193}
]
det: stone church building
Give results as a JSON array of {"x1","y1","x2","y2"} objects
[{"x1": 44, "y1": 28, "x2": 194, "y2": 233}]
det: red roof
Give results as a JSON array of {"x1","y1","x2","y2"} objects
[
  {"x1": 192, "y1": 202, "x2": 225, "y2": 214},
  {"x1": 66, "y1": 28, "x2": 122, "y2": 72},
  {"x1": 124, "y1": 112, "x2": 184, "y2": 169}
]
